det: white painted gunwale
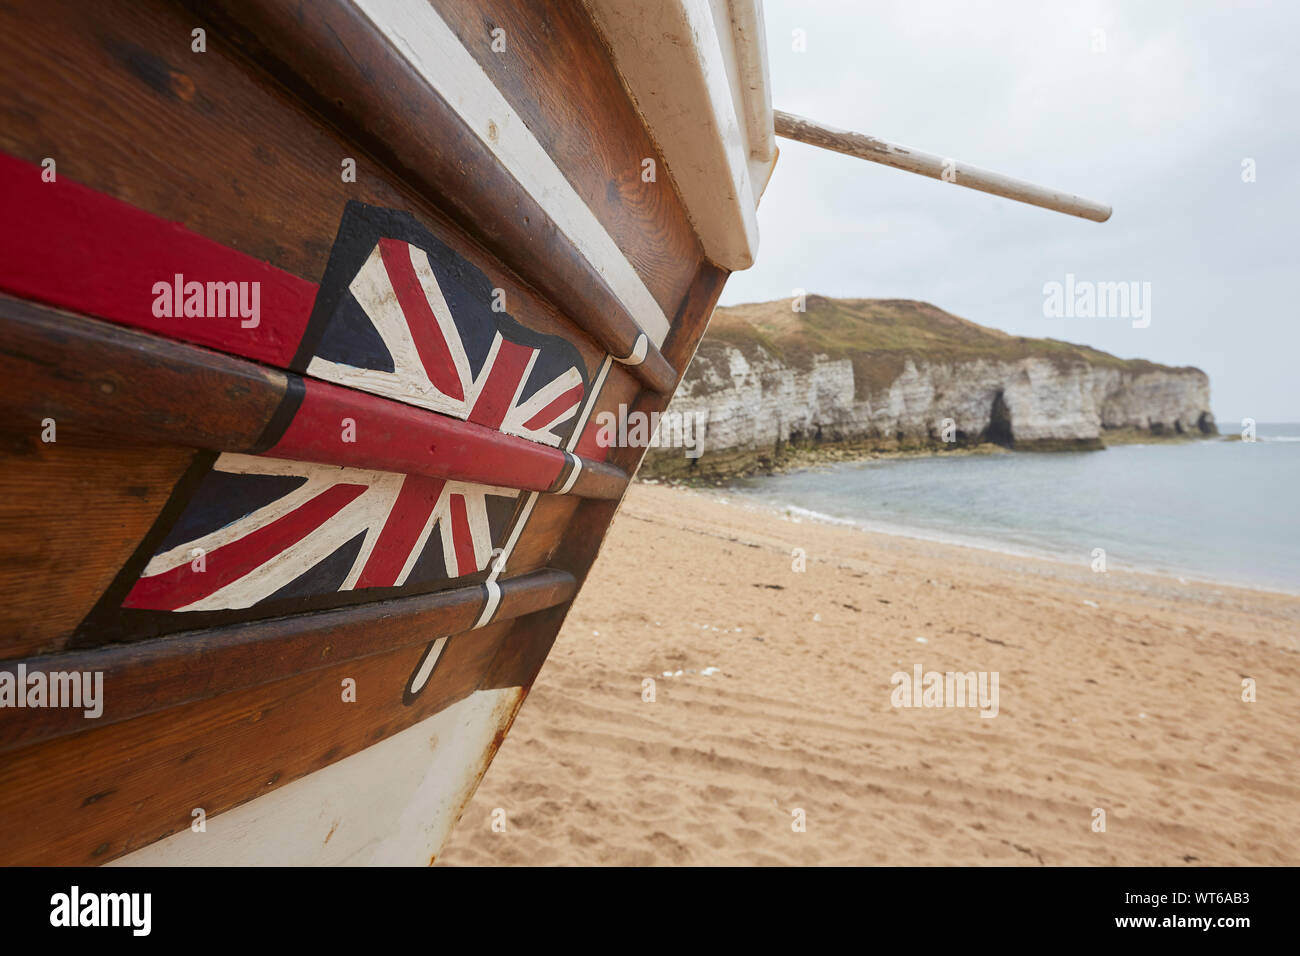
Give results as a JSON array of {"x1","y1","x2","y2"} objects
[
  {"x1": 350, "y1": 0, "x2": 673, "y2": 348},
  {"x1": 583, "y1": 0, "x2": 775, "y2": 271}
]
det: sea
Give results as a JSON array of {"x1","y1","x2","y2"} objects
[{"x1": 727, "y1": 424, "x2": 1300, "y2": 594}]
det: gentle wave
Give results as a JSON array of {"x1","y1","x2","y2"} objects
[
  {"x1": 751, "y1": 497, "x2": 1116, "y2": 567},
  {"x1": 729, "y1": 438, "x2": 1300, "y2": 593}
]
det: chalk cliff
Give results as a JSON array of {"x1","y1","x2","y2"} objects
[{"x1": 643, "y1": 296, "x2": 1215, "y2": 476}]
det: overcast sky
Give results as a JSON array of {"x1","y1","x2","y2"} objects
[{"x1": 721, "y1": 0, "x2": 1299, "y2": 423}]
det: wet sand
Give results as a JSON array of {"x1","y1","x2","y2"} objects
[{"x1": 439, "y1": 483, "x2": 1300, "y2": 865}]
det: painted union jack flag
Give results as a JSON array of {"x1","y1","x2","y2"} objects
[
  {"x1": 92, "y1": 203, "x2": 595, "y2": 634},
  {"x1": 122, "y1": 454, "x2": 519, "y2": 612},
  {"x1": 303, "y1": 209, "x2": 588, "y2": 449}
]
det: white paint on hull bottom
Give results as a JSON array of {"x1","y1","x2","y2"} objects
[{"x1": 111, "y1": 687, "x2": 523, "y2": 866}]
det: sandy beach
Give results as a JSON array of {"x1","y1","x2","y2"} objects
[{"x1": 439, "y1": 482, "x2": 1300, "y2": 866}]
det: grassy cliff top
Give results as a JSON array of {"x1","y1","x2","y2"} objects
[{"x1": 703, "y1": 295, "x2": 1203, "y2": 399}]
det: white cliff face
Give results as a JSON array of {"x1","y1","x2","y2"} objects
[
  {"x1": 662, "y1": 341, "x2": 1215, "y2": 464},
  {"x1": 677, "y1": 347, "x2": 857, "y2": 452}
]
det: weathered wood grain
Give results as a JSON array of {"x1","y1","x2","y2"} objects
[
  {"x1": 0, "y1": 439, "x2": 196, "y2": 658},
  {"x1": 500, "y1": 494, "x2": 582, "y2": 576},
  {"x1": 558, "y1": 457, "x2": 629, "y2": 500},
  {"x1": 0, "y1": 294, "x2": 288, "y2": 451},
  {"x1": 0, "y1": 612, "x2": 533, "y2": 865},
  {"x1": 0, "y1": 569, "x2": 575, "y2": 752}
]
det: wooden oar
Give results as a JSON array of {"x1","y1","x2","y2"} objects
[{"x1": 774, "y1": 109, "x2": 1111, "y2": 223}]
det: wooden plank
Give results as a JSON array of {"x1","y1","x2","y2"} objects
[
  {"x1": 558, "y1": 457, "x2": 629, "y2": 500},
  {"x1": 0, "y1": 568, "x2": 575, "y2": 752},
  {"x1": 351, "y1": 0, "x2": 674, "y2": 344},
  {"x1": 584, "y1": 0, "x2": 765, "y2": 269},
  {"x1": 269, "y1": 378, "x2": 567, "y2": 493},
  {"x1": 497, "y1": 494, "x2": 580, "y2": 579},
  {"x1": 481, "y1": 603, "x2": 566, "y2": 694},
  {"x1": 0, "y1": 294, "x2": 289, "y2": 451},
  {"x1": 659, "y1": 263, "x2": 733, "y2": 382},
  {"x1": 0, "y1": 614, "x2": 527, "y2": 865},
  {"x1": 0, "y1": 440, "x2": 196, "y2": 659},
  {"x1": 111, "y1": 684, "x2": 525, "y2": 865}
]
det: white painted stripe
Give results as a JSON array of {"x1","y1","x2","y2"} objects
[
  {"x1": 437, "y1": 499, "x2": 461, "y2": 577},
  {"x1": 214, "y1": 453, "x2": 329, "y2": 477},
  {"x1": 337, "y1": 477, "x2": 405, "y2": 592},
  {"x1": 462, "y1": 488, "x2": 494, "y2": 570},
  {"x1": 471, "y1": 490, "x2": 538, "y2": 629},
  {"x1": 351, "y1": 0, "x2": 671, "y2": 346},
  {"x1": 556, "y1": 454, "x2": 582, "y2": 495},
  {"x1": 729, "y1": 0, "x2": 776, "y2": 165},
  {"x1": 487, "y1": 494, "x2": 537, "y2": 586},
  {"x1": 409, "y1": 243, "x2": 474, "y2": 389},
  {"x1": 613, "y1": 332, "x2": 649, "y2": 366},
  {"x1": 567, "y1": 355, "x2": 613, "y2": 454},
  {"x1": 476, "y1": 580, "x2": 502, "y2": 631},
  {"x1": 491, "y1": 496, "x2": 543, "y2": 587},
  {"x1": 143, "y1": 455, "x2": 395, "y2": 575},
  {"x1": 502, "y1": 364, "x2": 584, "y2": 446},
  {"x1": 461, "y1": 332, "x2": 500, "y2": 414},
  {"x1": 407, "y1": 636, "x2": 448, "y2": 697},
  {"x1": 449, "y1": 480, "x2": 525, "y2": 500},
  {"x1": 502, "y1": 347, "x2": 538, "y2": 422}
]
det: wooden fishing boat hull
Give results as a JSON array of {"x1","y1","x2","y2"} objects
[{"x1": 0, "y1": 0, "x2": 774, "y2": 864}]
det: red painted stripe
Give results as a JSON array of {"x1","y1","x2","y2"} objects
[
  {"x1": 447, "y1": 493, "x2": 478, "y2": 576},
  {"x1": 378, "y1": 237, "x2": 465, "y2": 401},
  {"x1": 269, "y1": 378, "x2": 566, "y2": 491},
  {"x1": 573, "y1": 416, "x2": 611, "y2": 462},
  {"x1": 353, "y1": 475, "x2": 445, "y2": 589},
  {"x1": 122, "y1": 483, "x2": 368, "y2": 611},
  {"x1": 521, "y1": 383, "x2": 584, "y2": 431},
  {"x1": 468, "y1": 337, "x2": 533, "y2": 430},
  {"x1": 0, "y1": 152, "x2": 316, "y2": 368}
]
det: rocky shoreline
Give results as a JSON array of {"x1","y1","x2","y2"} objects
[
  {"x1": 638, "y1": 296, "x2": 1217, "y2": 481},
  {"x1": 640, "y1": 427, "x2": 1217, "y2": 483}
]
